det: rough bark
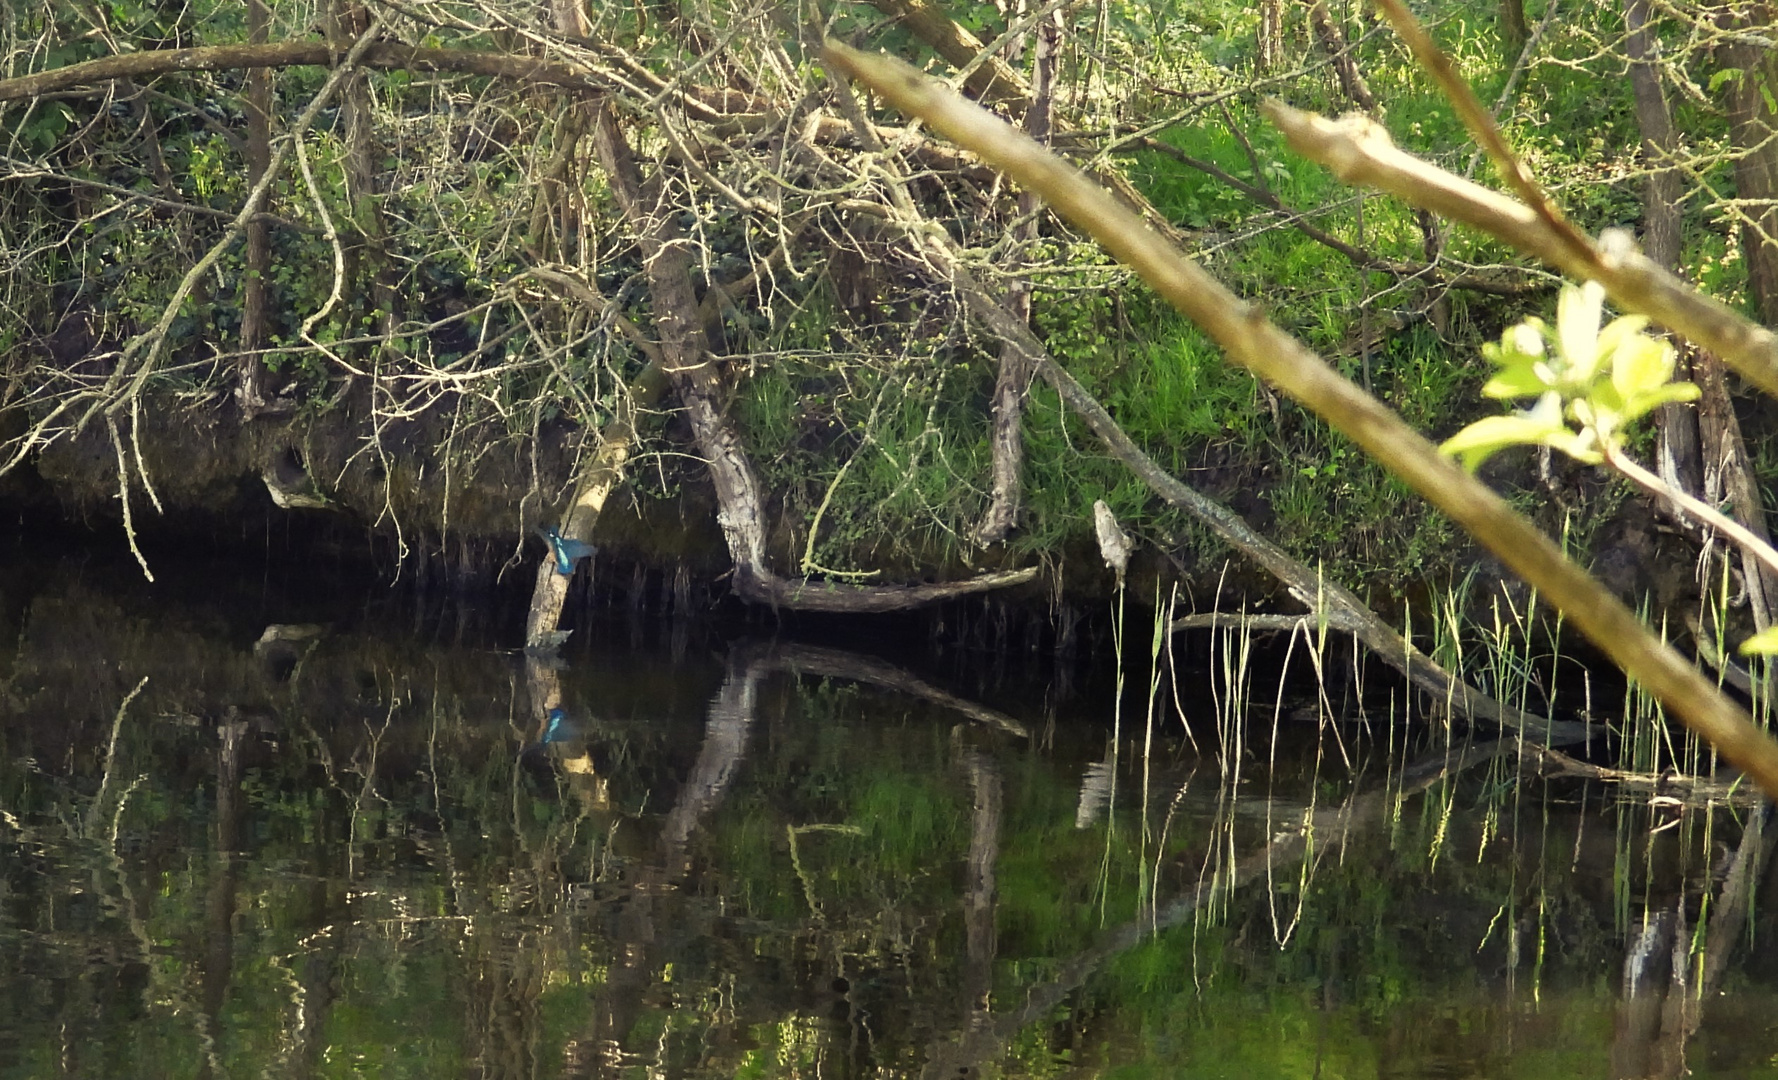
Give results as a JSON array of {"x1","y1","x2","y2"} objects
[
  {"x1": 974, "y1": 11, "x2": 1058, "y2": 544},
  {"x1": 1626, "y1": 0, "x2": 1702, "y2": 498}
]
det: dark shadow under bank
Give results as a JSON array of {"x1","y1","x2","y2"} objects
[{"x1": 0, "y1": 502, "x2": 1643, "y2": 759}]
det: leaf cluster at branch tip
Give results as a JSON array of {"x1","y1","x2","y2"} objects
[{"x1": 1440, "y1": 281, "x2": 1698, "y2": 471}]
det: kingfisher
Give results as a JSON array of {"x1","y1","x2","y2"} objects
[
  {"x1": 542, "y1": 707, "x2": 576, "y2": 744},
  {"x1": 521, "y1": 707, "x2": 579, "y2": 756},
  {"x1": 535, "y1": 525, "x2": 597, "y2": 576}
]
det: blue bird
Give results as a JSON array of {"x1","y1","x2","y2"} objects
[
  {"x1": 542, "y1": 707, "x2": 576, "y2": 744},
  {"x1": 535, "y1": 525, "x2": 597, "y2": 576},
  {"x1": 521, "y1": 707, "x2": 580, "y2": 755}
]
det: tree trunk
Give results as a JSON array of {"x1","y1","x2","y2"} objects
[
  {"x1": 1309, "y1": 0, "x2": 1377, "y2": 114},
  {"x1": 975, "y1": 11, "x2": 1059, "y2": 544},
  {"x1": 1626, "y1": 0, "x2": 1702, "y2": 496},
  {"x1": 325, "y1": 0, "x2": 396, "y2": 364},
  {"x1": 1502, "y1": 0, "x2": 1530, "y2": 57},
  {"x1": 588, "y1": 106, "x2": 1037, "y2": 612},
  {"x1": 1721, "y1": 6, "x2": 1778, "y2": 328},
  {"x1": 237, "y1": 0, "x2": 274, "y2": 416}
]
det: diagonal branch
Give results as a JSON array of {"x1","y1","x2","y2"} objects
[
  {"x1": 1267, "y1": 103, "x2": 1778, "y2": 401},
  {"x1": 825, "y1": 41, "x2": 1778, "y2": 799}
]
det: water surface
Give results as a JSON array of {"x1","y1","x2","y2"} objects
[{"x1": 0, "y1": 551, "x2": 1772, "y2": 1078}]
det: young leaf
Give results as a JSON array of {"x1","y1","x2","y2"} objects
[
  {"x1": 1556, "y1": 281, "x2": 1606, "y2": 381},
  {"x1": 1741, "y1": 625, "x2": 1778, "y2": 657}
]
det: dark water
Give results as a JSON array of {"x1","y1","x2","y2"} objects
[{"x1": 2, "y1": 549, "x2": 1776, "y2": 1078}]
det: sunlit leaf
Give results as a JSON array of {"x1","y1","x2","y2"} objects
[
  {"x1": 1439, "y1": 393, "x2": 1573, "y2": 470},
  {"x1": 1618, "y1": 380, "x2": 1700, "y2": 425},
  {"x1": 1608, "y1": 329, "x2": 1674, "y2": 400},
  {"x1": 1481, "y1": 359, "x2": 1550, "y2": 399},
  {"x1": 1556, "y1": 281, "x2": 1606, "y2": 381},
  {"x1": 1741, "y1": 625, "x2": 1778, "y2": 656}
]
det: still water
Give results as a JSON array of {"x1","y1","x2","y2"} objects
[{"x1": 1, "y1": 549, "x2": 1775, "y2": 1078}]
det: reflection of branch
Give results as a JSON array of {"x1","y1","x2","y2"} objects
[
  {"x1": 1526, "y1": 744, "x2": 1762, "y2": 806},
  {"x1": 1613, "y1": 802, "x2": 1776, "y2": 1077},
  {"x1": 659, "y1": 654, "x2": 760, "y2": 857},
  {"x1": 758, "y1": 641, "x2": 1028, "y2": 737},
  {"x1": 84, "y1": 676, "x2": 148, "y2": 839},
  {"x1": 919, "y1": 738, "x2": 1520, "y2": 1078}
]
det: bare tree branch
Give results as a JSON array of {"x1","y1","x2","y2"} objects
[
  {"x1": 1267, "y1": 103, "x2": 1778, "y2": 401},
  {"x1": 825, "y1": 41, "x2": 1778, "y2": 800}
]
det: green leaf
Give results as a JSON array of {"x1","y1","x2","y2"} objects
[
  {"x1": 1608, "y1": 330, "x2": 1674, "y2": 399},
  {"x1": 1741, "y1": 626, "x2": 1778, "y2": 656},
  {"x1": 1618, "y1": 380, "x2": 1700, "y2": 426},
  {"x1": 1711, "y1": 68, "x2": 1744, "y2": 94},
  {"x1": 1439, "y1": 395, "x2": 1569, "y2": 470},
  {"x1": 1556, "y1": 281, "x2": 1606, "y2": 381},
  {"x1": 1481, "y1": 356, "x2": 1552, "y2": 399}
]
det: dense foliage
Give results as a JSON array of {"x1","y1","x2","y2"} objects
[{"x1": 0, "y1": 0, "x2": 1771, "y2": 594}]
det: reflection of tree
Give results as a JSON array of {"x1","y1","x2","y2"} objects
[
  {"x1": 196, "y1": 715, "x2": 247, "y2": 1080},
  {"x1": 961, "y1": 751, "x2": 1002, "y2": 1027},
  {"x1": 1611, "y1": 803, "x2": 1778, "y2": 1079},
  {"x1": 919, "y1": 739, "x2": 1523, "y2": 1078},
  {"x1": 563, "y1": 647, "x2": 763, "y2": 1076}
]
